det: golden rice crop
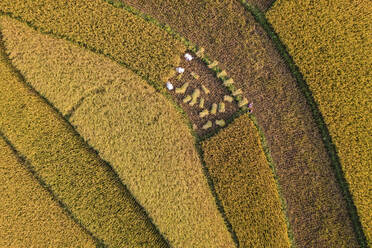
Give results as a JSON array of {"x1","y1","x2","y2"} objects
[
  {"x1": 0, "y1": 136, "x2": 96, "y2": 248},
  {"x1": 267, "y1": 1, "x2": 372, "y2": 244},
  {"x1": 0, "y1": 17, "x2": 235, "y2": 248},
  {"x1": 0, "y1": 36, "x2": 168, "y2": 248},
  {"x1": 120, "y1": 0, "x2": 360, "y2": 246},
  {"x1": 202, "y1": 114, "x2": 290, "y2": 248},
  {"x1": 0, "y1": 0, "x2": 185, "y2": 84}
]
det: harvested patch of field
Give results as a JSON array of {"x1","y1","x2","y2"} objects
[
  {"x1": 202, "y1": 113, "x2": 290, "y2": 247},
  {"x1": 0, "y1": 0, "x2": 185, "y2": 84},
  {"x1": 0, "y1": 33, "x2": 169, "y2": 248},
  {"x1": 1, "y1": 17, "x2": 235, "y2": 248},
  {"x1": 116, "y1": 0, "x2": 359, "y2": 247},
  {"x1": 267, "y1": 1, "x2": 371, "y2": 244},
  {"x1": 168, "y1": 51, "x2": 239, "y2": 136},
  {"x1": 0, "y1": 136, "x2": 96, "y2": 248}
]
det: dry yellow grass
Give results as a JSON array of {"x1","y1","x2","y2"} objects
[
  {"x1": 0, "y1": 136, "x2": 96, "y2": 248},
  {"x1": 267, "y1": 1, "x2": 372, "y2": 244},
  {"x1": 1, "y1": 17, "x2": 235, "y2": 248},
  {"x1": 0, "y1": 0, "x2": 185, "y2": 84},
  {"x1": 0, "y1": 30, "x2": 169, "y2": 248},
  {"x1": 202, "y1": 114, "x2": 290, "y2": 248}
]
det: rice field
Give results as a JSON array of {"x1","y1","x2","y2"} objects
[
  {"x1": 0, "y1": 37, "x2": 168, "y2": 247},
  {"x1": 114, "y1": 0, "x2": 361, "y2": 247},
  {"x1": 0, "y1": 0, "x2": 185, "y2": 84},
  {"x1": 267, "y1": 0, "x2": 371, "y2": 245},
  {"x1": 0, "y1": 0, "x2": 369, "y2": 247},
  {"x1": 1, "y1": 17, "x2": 235, "y2": 248},
  {"x1": 202, "y1": 113, "x2": 290, "y2": 248},
  {"x1": 0, "y1": 136, "x2": 97, "y2": 248}
]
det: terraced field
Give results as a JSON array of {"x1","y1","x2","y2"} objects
[{"x1": 0, "y1": 0, "x2": 369, "y2": 247}]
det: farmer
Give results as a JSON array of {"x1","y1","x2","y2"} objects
[
  {"x1": 184, "y1": 53, "x2": 193, "y2": 61},
  {"x1": 166, "y1": 81, "x2": 174, "y2": 90},
  {"x1": 176, "y1": 67, "x2": 185, "y2": 74},
  {"x1": 248, "y1": 102, "x2": 253, "y2": 113}
]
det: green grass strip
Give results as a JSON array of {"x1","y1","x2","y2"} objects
[{"x1": 239, "y1": 1, "x2": 368, "y2": 247}]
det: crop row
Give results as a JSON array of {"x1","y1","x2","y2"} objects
[
  {"x1": 113, "y1": 0, "x2": 359, "y2": 247},
  {"x1": 0, "y1": 136, "x2": 97, "y2": 248},
  {"x1": 0, "y1": 0, "x2": 185, "y2": 85},
  {"x1": 0, "y1": 17, "x2": 235, "y2": 248},
  {"x1": 202, "y1": 113, "x2": 290, "y2": 247},
  {"x1": 267, "y1": 0, "x2": 371, "y2": 245},
  {"x1": 0, "y1": 34, "x2": 169, "y2": 248}
]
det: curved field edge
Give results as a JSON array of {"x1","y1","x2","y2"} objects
[
  {"x1": 0, "y1": 135, "x2": 98, "y2": 248},
  {"x1": 0, "y1": 32, "x2": 170, "y2": 248},
  {"x1": 201, "y1": 113, "x2": 291, "y2": 248},
  {"x1": 0, "y1": 0, "x2": 185, "y2": 85},
  {"x1": 1, "y1": 16, "x2": 236, "y2": 248},
  {"x1": 238, "y1": 1, "x2": 368, "y2": 246},
  {"x1": 117, "y1": 0, "x2": 359, "y2": 247}
]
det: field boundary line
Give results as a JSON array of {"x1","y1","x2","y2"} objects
[
  {"x1": 238, "y1": 1, "x2": 368, "y2": 247},
  {"x1": 0, "y1": 131, "x2": 106, "y2": 248},
  {"x1": 0, "y1": 31, "x2": 171, "y2": 247}
]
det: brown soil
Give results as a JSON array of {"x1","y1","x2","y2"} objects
[
  {"x1": 168, "y1": 51, "x2": 239, "y2": 137},
  {"x1": 121, "y1": 0, "x2": 359, "y2": 247}
]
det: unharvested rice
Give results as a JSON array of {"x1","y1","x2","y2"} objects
[
  {"x1": 267, "y1": 1, "x2": 372, "y2": 244},
  {"x1": 0, "y1": 136, "x2": 96, "y2": 248},
  {"x1": 1, "y1": 17, "x2": 235, "y2": 248},
  {"x1": 0, "y1": 30, "x2": 168, "y2": 248},
  {"x1": 202, "y1": 114, "x2": 290, "y2": 247}
]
